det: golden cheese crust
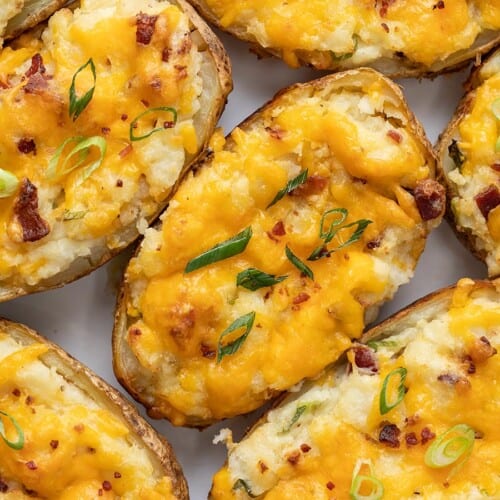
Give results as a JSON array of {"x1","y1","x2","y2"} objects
[
  {"x1": 211, "y1": 278, "x2": 500, "y2": 499},
  {"x1": 187, "y1": 0, "x2": 500, "y2": 76},
  {"x1": 0, "y1": 0, "x2": 231, "y2": 302},
  {"x1": 438, "y1": 48, "x2": 500, "y2": 278},
  {"x1": 113, "y1": 68, "x2": 444, "y2": 427},
  {"x1": 0, "y1": 318, "x2": 188, "y2": 499}
]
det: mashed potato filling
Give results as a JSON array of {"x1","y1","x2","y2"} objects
[
  {"x1": 123, "y1": 73, "x2": 441, "y2": 425},
  {"x1": 212, "y1": 279, "x2": 500, "y2": 499},
  {"x1": 0, "y1": 0, "x2": 203, "y2": 287}
]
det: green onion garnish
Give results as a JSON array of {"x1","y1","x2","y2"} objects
[
  {"x1": 236, "y1": 268, "x2": 287, "y2": 291},
  {"x1": 349, "y1": 459, "x2": 384, "y2": 500},
  {"x1": 69, "y1": 58, "x2": 96, "y2": 121},
  {"x1": 46, "y1": 136, "x2": 107, "y2": 182},
  {"x1": 379, "y1": 367, "x2": 407, "y2": 415},
  {"x1": 185, "y1": 227, "x2": 252, "y2": 274},
  {"x1": 491, "y1": 99, "x2": 500, "y2": 120},
  {"x1": 448, "y1": 140, "x2": 465, "y2": 169},
  {"x1": 424, "y1": 424, "x2": 475, "y2": 470},
  {"x1": 232, "y1": 479, "x2": 257, "y2": 498},
  {"x1": 319, "y1": 208, "x2": 348, "y2": 243},
  {"x1": 129, "y1": 106, "x2": 178, "y2": 141},
  {"x1": 63, "y1": 209, "x2": 87, "y2": 221},
  {"x1": 366, "y1": 339, "x2": 399, "y2": 352},
  {"x1": 267, "y1": 169, "x2": 308, "y2": 208},
  {"x1": 331, "y1": 35, "x2": 359, "y2": 62},
  {"x1": 0, "y1": 411, "x2": 24, "y2": 450},
  {"x1": 285, "y1": 245, "x2": 314, "y2": 280},
  {"x1": 217, "y1": 312, "x2": 256, "y2": 363},
  {"x1": 0, "y1": 169, "x2": 19, "y2": 198}
]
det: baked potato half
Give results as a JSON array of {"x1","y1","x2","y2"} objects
[
  {"x1": 113, "y1": 68, "x2": 445, "y2": 427},
  {"x1": 0, "y1": 0, "x2": 231, "y2": 302},
  {"x1": 211, "y1": 277, "x2": 500, "y2": 499},
  {"x1": 186, "y1": 0, "x2": 500, "y2": 76},
  {"x1": 0, "y1": 318, "x2": 188, "y2": 499},
  {"x1": 437, "y1": 48, "x2": 500, "y2": 278}
]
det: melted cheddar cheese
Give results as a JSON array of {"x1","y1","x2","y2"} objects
[
  {"x1": 123, "y1": 72, "x2": 441, "y2": 425},
  {"x1": 0, "y1": 330, "x2": 176, "y2": 499},
  {"x1": 0, "y1": 0, "x2": 207, "y2": 289},
  {"x1": 446, "y1": 49, "x2": 500, "y2": 277},
  {"x1": 211, "y1": 279, "x2": 500, "y2": 499},
  {"x1": 201, "y1": 0, "x2": 500, "y2": 69}
]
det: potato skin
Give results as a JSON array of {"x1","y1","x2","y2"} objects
[
  {"x1": 187, "y1": 0, "x2": 500, "y2": 78},
  {"x1": 0, "y1": 317, "x2": 189, "y2": 499},
  {"x1": 0, "y1": 0, "x2": 231, "y2": 303}
]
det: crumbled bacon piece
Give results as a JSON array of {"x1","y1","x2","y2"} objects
[
  {"x1": 0, "y1": 479, "x2": 7, "y2": 493},
  {"x1": 352, "y1": 345, "x2": 378, "y2": 374},
  {"x1": 326, "y1": 482, "x2": 335, "y2": 490},
  {"x1": 491, "y1": 162, "x2": 500, "y2": 172},
  {"x1": 26, "y1": 461, "x2": 37, "y2": 470},
  {"x1": 387, "y1": 129, "x2": 402, "y2": 143},
  {"x1": 200, "y1": 343, "x2": 215, "y2": 359},
  {"x1": 366, "y1": 237, "x2": 381, "y2": 250},
  {"x1": 286, "y1": 451, "x2": 301, "y2": 465},
  {"x1": 420, "y1": 427, "x2": 435, "y2": 445},
  {"x1": 50, "y1": 440, "x2": 59, "y2": 449},
  {"x1": 24, "y1": 73, "x2": 48, "y2": 94},
  {"x1": 162, "y1": 48, "x2": 172, "y2": 62},
  {"x1": 379, "y1": 423, "x2": 401, "y2": 448},
  {"x1": 136, "y1": 13, "x2": 158, "y2": 45},
  {"x1": 405, "y1": 432, "x2": 419, "y2": 446},
  {"x1": 433, "y1": 0, "x2": 445, "y2": 8},
  {"x1": 12, "y1": 179, "x2": 50, "y2": 242},
  {"x1": 129, "y1": 327, "x2": 142, "y2": 336},
  {"x1": 271, "y1": 220, "x2": 286, "y2": 236},
  {"x1": 119, "y1": 144, "x2": 133, "y2": 159},
  {"x1": 414, "y1": 179, "x2": 446, "y2": 221},
  {"x1": 475, "y1": 185, "x2": 500, "y2": 220},
  {"x1": 25, "y1": 53, "x2": 46, "y2": 78},
  {"x1": 300, "y1": 443, "x2": 311, "y2": 453},
  {"x1": 17, "y1": 138, "x2": 36, "y2": 155},
  {"x1": 102, "y1": 481, "x2": 112, "y2": 491},
  {"x1": 381, "y1": 22, "x2": 389, "y2": 33},
  {"x1": 258, "y1": 461, "x2": 268, "y2": 473},
  {"x1": 293, "y1": 293, "x2": 310, "y2": 305},
  {"x1": 378, "y1": 0, "x2": 396, "y2": 17},
  {"x1": 265, "y1": 126, "x2": 285, "y2": 140},
  {"x1": 290, "y1": 175, "x2": 328, "y2": 197}
]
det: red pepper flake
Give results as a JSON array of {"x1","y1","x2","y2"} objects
[
  {"x1": 50, "y1": 440, "x2": 59, "y2": 449},
  {"x1": 102, "y1": 481, "x2": 112, "y2": 491},
  {"x1": 136, "y1": 13, "x2": 158, "y2": 45},
  {"x1": 119, "y1": 144, "x2": 133, "y2": 159},
  {"x1": 300, "y1": 443, "x2": 311, "y2": 453},
  {"x1": 475, "y1": 185, "x2": 500, "y2": 220},
  {"x1": 26, "y1": 461, "x2": 37, "y2": 470},
  {"x1": 17, "y1": 138, "x2": 37, "y2": 155},
  {"x1": 271, "y1": 220, "x2": 286, "y2": 236},
  {"x1": 293, "y1": 293, "x2": 310, "y2": 305},
  {"x1": 114, "y1": 472, "x2": 122, "y2": 479},
  {"x1": 420, "y1": 427, "x2": 435, "y2": 445},
  {"x1": 387, "y1": 129, "x2": 402, "y2": 143},
  {"x1": 326, "y1": 482, "x2": 335, "y2": 490},
  {"x1": 405, "y1": 432, "x2": 419, "y2": 446}
]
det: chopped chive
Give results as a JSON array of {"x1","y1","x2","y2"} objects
[
  {"x1": 0, "y1": 169, "x2": 19, "y2": 198},
  {"x1": 0, "y1": 411, "x2": 24, "y2": 450},
  {"x1": 267, "y1": 169, "x2": 308, "y2": 208},
  {"x1": 69, "y1": 58, "x2": 96, "y2": 121},
  {"x1": 448, "y1": 140, "x2": 465, "y2": 169},
  {"x1": 350, "y1": 459, "x2": 384, "y2": 500},
  {"x1": 285, "y1": 245, "x2": 314, "y2": 280},
  {"x1": 366, "y1": 339, "x2": 399, "y2": 352},
  {"x1": 330, "y1": 35, "x2": 359, "y2": 62},
  {"x1": 217, "y1": 312, "x2": 256, "y2": 363},
  {"x1": 185, "y1": 227, "x2": 252, "y2": 273},
  {"x1": 63, "y1": 209, "x2": 87, "y2": 221},
  {"x1": 379, "y1": 367, "x2": 407, "y2": 415},
  {"x1": 232, "y1": 479, "x2": 257, "y2": 498},
  {"x1": 236, "y1": 268, "x2": 287, "y2": 291},
  {"x1": 280, "y1": 405, "x2": 307, "y2": 434},
  {"x1": 130, "y1": 107, "x2": 178, "y2": 141},
  {"x1": 335, "y1": 219, "x2": 373, "y2": 249},
  {"x1": 319, "y1": 208, "x2": 348, "y2": 244}
]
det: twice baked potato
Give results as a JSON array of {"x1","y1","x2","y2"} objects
[
  {"x1": 438, "y1": 47, "x2": 500, "y2": 278},
  {"x1": 114, "y1": 68, "x2": 445, "y2": 427},
  {"x1": 0, "y1": 0, "x2": 231, "y2": 302},
  {"x1": 0, "y1": 318, "x2": 188, "y2": 499},
  {"x1": 211, "y1": 277, "x2": 500, "y2": 499},
  {"x1": 187, "y1": 0, "x2": 500, "y2": 76}
]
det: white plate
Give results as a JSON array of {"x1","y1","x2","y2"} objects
[{"x1": 0, "y1": 29, "x2": 487, "y2": 500}]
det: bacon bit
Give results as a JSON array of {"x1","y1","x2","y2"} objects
[
  {"x1": 474, "y1": 429, "x2": 484, "y2": 439},
  {"x1": 12, "y1": 179, "x2": 50, "y2": 243},
  {"x1": 469, "y1": 336, "x2": 497, "y2": 364},
  {"x1": 437, "y1": 372, "x2": 470, "y2": 387},
  {"x1": 200, "y1": 343, "x2": 215, "y2": 359},
  {"x1": 405, "y1": 432, "x2": 419, "y2": 446},
  {"x1": 433, "y1": 0, "x2": 445, "y2": 8},
  {"x1": 271, "y1": 220, "x2": 286, "y2": 236},
  {"x1": 136, "y1": 13, "x2": 158, "y2": 45},
  {"x1": 405, "y1": 414, "x2": 420, "y2": 426},
  {"x1": 420, "y1": 427, "x2": 435, "y2": 445},
  {"x1": 263, "y1": 290, "x2": 272, "y2": 301},
  {"x1": 265, "y1": 126, "x2": 285, "y2": 140},
  {"x1": 300, "y1": 443, "x2": 311, "y2": 453},
  {"x1": 379, "y1": 423, "x2": 401, "y2": 448},
  {"x1": 150, "y1": 77, "x2": 162, "y2": 91},
  {"x1": 162, "y1": 48, "x2": 172, "y2": 62},
  {"x1": 414, "y1": 179, "x2": 446, "y2": 221},
  {"x1": 129, "y1": 327, "x2": 142, "y2": 336},
  {"x1": 366, "y1": 237, "x2": 381, "y2": 250},
  {"x1": 174, "y1": 65, "x2": 188, "y2": 80},
  {"x1": 102, "y1": 481, "x2": 112, "y2": 492},
  {"x1": 119, "y1": 144, "x2": 133, "y2": 159},
  {"x1": 170, "y1": 307, "x2": 196, "y2": 346},
  {"x1": 50, "y1": 440, "x2": 59, "y2": 449},
  {"x1": 98, "y1": 489, "x2": 103, "y2": 496},
  {"x1": 378, "y1": 0, "x2": 396, "y2": 17},
  {"x1": 475, "y1": 185, "x2": 500, "y2": 220},
  {"x1": 120, "y1": 114, "x2": 128, "y2": 121},
  {"x1": 387, "y1": 129, "x2": 402, "y2": 143},
  {"x1": 74, "y1": 424, "x2": 85, "y2": 433},
  {"x1": 258, "y1": 460, "x2": 268, "y2": 473},
  {"x1": 326, "y1": 482, "x2": 335, "y2": 490},
  {"x1": 293, "y1": 292, "x2": 310, "y2": 305},
  {"x1": 491, "y1": 162, "x2": 500, "y2": 172},
  {"x1": 114, "y1": 472, "x2": 122, "y2": 479},
  {"x1": 17, "y1": 138, "x2": 36, "y2": 155},
  {"x1": 381, "y1": 22, "x2": 389, "y2": 33},
  {"x1": 25, "y1": 395, "x2": 34, "y2": 405},
  {"x1": 286, "y1": 451, "x2": 301, "y2": 465},
  {"x1": 352, "y1": 345, "x2": 379, "y2": 374},
  {"x1": 87, "y1": 447, "x2": 96, "y2": 454},
  {"x1": 290, "y1": 175, "x2": 329, "y2": 197},
  {"x1": 462, "y1": 355, "x2": 476, "y2": 374},
  {"x1": 24, "y1": 73, "x2": 48, "y2": 94},
  {"x1": 177, "y1": 35, "x2": 193, "y2": 55},
  {"x1": 116, "y1": 179, "x2": 123, "y2": 187},
  {"x1": 0, "y1": 80, "x2": 10, "y2": 89},
  {"x1": 25, "y1": 53, "x2": 46, "y2": 78},
  {"x1": 0, "y1": 479, "x2": 7, "y2": 493},
  {"x1": 12, "y1": 388, "x2": 21, "y2": 397},
  {"x1": 26, "y1": 461, "x2": 37, "y2": 470}
]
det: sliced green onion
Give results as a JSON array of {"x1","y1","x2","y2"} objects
[
  {"x1": 350, "y1": 459, "x2": 384, "y2": 500},
  {"x1": 267, "y1": 169, "x2": 308, "y2": 208},
  {"x1": 496, "y1": 136, "x2": 500, "y2": 153},
  {"x1": 319, "y1": 208, "x2": 348, "y2": 243},
  {"x1": 69, "y1": 58, "x2": 96, "y2": 121},
  {"x1": 448, "y1": 140, "x2": 465, "y2": 169},
  {"x1": 0, "y1": 411, "x2": 24, "y2": 450},
  {"x1": 331, "y1": 35, "x2": 359, "y2": 62},
  {"x1": 280, "y1": 405, "x2": 307, "y2": 434},
  {"x1": 366, "y1": 339, "x2": 399, "y2": 352},
  {"x1": 46, "y1": 136, "x2": 107, "y2": 182},
  {"x1": 424, "y1": 424, "x2": 475, "y2": 470},
  {"x1": 379, "y1": 367, "x2": 407, "y2": 415},
  {"x1": 236, "y1": 268, "x2": 287, "y2": 291},
  {"x1": 217, "y1": 312, "x2": 256, "y2": 363},
  {"x1": 130, "y1": 107, "x2": 178, "y2": 141},
  {"x1": 336, "y1": 219, "x2": 372, "y2": 249},
  {"x1": 491, "y1": 98, "x2": 500, "y2": 120},
  {"x1": 185, "y1": 227, "x2": 252, "y2": 274},
  {"x1": 232, "y1": 479, "x2": 257, "y2": 498},
  {"x1": 0, "y1": 169, "x2": 19, "y2": 198},
  {"x1": 63, "y1": 209, "x2": 87, "y2": 221},
  {"x1": 285, "y1": 245, "x2": 314, "y2": 280}
]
